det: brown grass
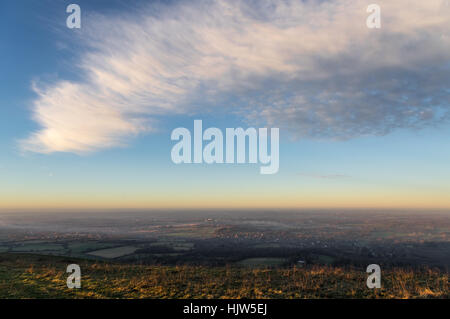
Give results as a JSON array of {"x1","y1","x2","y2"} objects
[{"x1": 0, "y1": 253, "x2": 448, "y2": 299}]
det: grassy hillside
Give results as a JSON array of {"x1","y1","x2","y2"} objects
[{"x1": 0, "y1": 253, "x2": 447, "y2": 299}]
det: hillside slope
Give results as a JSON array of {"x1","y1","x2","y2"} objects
[{"x1": 0, "y1": 253, "x2": 447, "y2": 299}]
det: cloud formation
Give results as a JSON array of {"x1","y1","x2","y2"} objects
[
  {"x1": 21, "y1": 0, "x2": 450, "y2": 153},
  {"x1": 297, "y1": 173, "x2": 351, "y2": 180}
]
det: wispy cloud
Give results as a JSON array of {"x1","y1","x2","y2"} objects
[
  {"x1": 21, "y1": 0, "x2": 450, "y2": 153},
  {"x1": 297, "y1": 173, "x2": 351, "y2": 180}
]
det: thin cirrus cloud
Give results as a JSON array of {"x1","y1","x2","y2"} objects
[
  {"x1": 297, "y1": 173, "x2": 351, "y2": 180},
  {"x1": 20, "y1": 0, "x2": 450, "y2": 154}
]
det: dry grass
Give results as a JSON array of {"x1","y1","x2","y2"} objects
[{"x1": 0, "y1": 253, "x2": 448, "y2": 299}]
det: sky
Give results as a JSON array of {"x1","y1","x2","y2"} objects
[{"x1": 0, "y1": 0, "x2": 449, "y2": 211}]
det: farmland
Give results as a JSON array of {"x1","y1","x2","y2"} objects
[
  {"x1": 0, "y1": 210, "x2": 448, "y2": 269},
  {"x1": 0, "y1": 210, "x2": 448, "y2": 298},
  {"x1": 87, "y1": 246, "x2": 138, "y2": 258}
]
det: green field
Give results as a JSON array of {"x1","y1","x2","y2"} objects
[
  {"x1": 149, "y1": 240, "x2": 194, "y2": 251},
  {"x1": 68, "y1": 242, "x2": 119, "y2": 254},
  {"x1": 87, "y1": 246, "x2": 138, "y2": 259},
  {"x1": 12, "y1": 244, "x2": 65, "y2": 252}
]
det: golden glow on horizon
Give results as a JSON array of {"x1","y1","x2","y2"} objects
[{"x1": 1, "y1": 188, "x2": 450, "y2": 210}]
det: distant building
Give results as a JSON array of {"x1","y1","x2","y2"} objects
[{"x1": 297, "y1": 260, "x2": 306, "y2": 267}]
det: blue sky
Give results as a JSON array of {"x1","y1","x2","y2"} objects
[{"x1": 1, "y1": 0, "x2": 449, "y2": 210}]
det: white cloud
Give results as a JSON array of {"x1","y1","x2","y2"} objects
[{"x1": 21, "y1": 0, "x2": 450, "y2": 153}]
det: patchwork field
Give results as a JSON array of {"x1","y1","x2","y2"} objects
[
  {"x1": 12, "y1": 244, "x2": 65, "y2": 252},
  {"x1": 87, "y1": 246, "x2": 138, "y2": 259},
  {"x1": 0, "y1": 210, "x2": 448, "y2": 299}
]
